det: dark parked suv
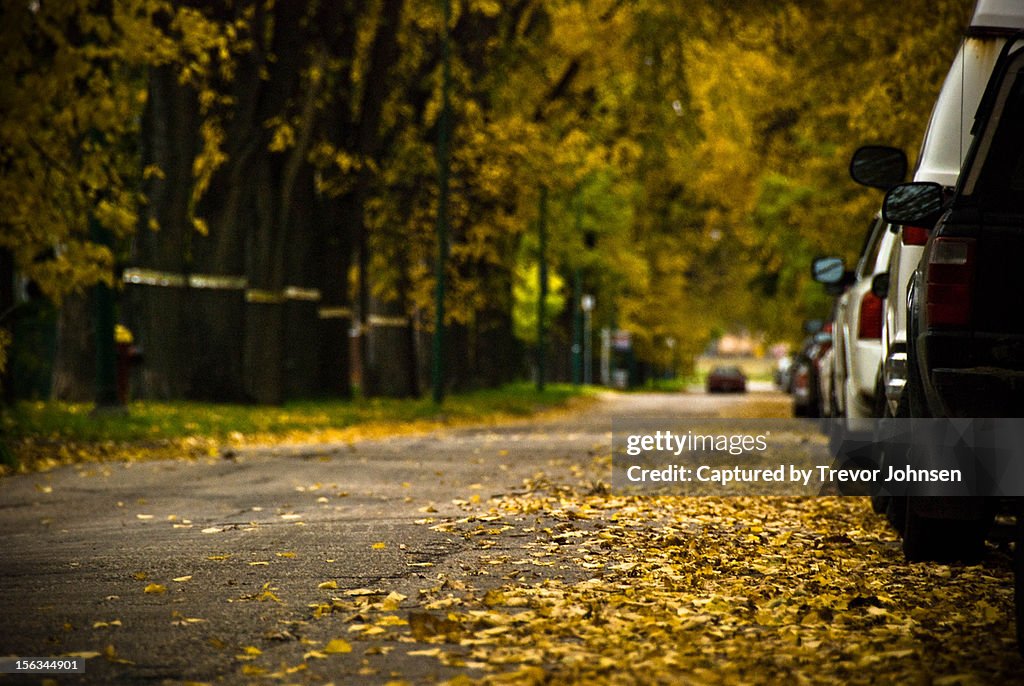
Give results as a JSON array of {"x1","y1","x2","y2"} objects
[{"x1": 883, "y1": 40, "x2": 1024, "y2": 653}]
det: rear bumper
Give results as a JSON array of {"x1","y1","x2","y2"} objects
[
  {"x1": 921, "y1": 331, "x2": 1024, "y2": 417},
  {"x1": 930, "y1": 366, "x2": 1024, "y2": 416},
  {"x1": 708, "y1": 381, "x2": 746, "y2": 392}
]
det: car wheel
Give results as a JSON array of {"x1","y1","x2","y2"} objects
[
  {"x1": 902, "y1": 498, "x2": 987, "y2": 563},
  {"x1": 870, "y1": 399, "x2": 895, "y2": 516}
]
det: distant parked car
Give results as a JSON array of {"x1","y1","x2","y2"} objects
[
  {"x1": 773, "y1": 355, "x2": 793, "y2": 391},
  {"x1": 791, "y1": 330, "x2": 831, "y2": 417},
  {"x1": 812, "y1": 213, "x2": 896, "y2": 420},
  {"x1": 706, "y1": 366, "x2": 747, "y2": 393},
  {"x1": 817, "y1": 334, "x2": 836, "y2": 418}
]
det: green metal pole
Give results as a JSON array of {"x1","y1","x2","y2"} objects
[
  {"x1": 571, "y1": 197, "x2": 583, "y2": 385},
  {"x1": 572, "y1": 268, "x2": 581, "y2": 385},
  {"x1": 536, "y1": 186, "x2": 548, "y2": 393},
  {"x1": 431, "y1": 0, "x2": 451, "y2": 405}
]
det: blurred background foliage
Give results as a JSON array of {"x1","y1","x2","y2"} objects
[{"x1": 0, "y1": 0, "x2": 973, "y2": 403}]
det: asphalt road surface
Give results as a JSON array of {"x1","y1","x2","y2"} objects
[{"x1": 0, "y1": 388, "x2": 1019, "y2": 684}]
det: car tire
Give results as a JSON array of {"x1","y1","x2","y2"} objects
[
  {"x1": 870, "y1": 399, "x2": 895, "y2": 516},
  {"x1": 897, "y1": 342, "x2": 988, "y2": 562},
  {"x1": 902, "y1": 498, "x2": 987, "y2": 563}
]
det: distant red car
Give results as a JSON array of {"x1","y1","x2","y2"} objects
[{"x1": 706, "y1": 366, "x2": 747, "y2": 393}]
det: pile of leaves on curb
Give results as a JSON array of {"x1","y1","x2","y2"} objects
[{"x1": 291, "y1": 479, "x2": 1021, "y2": 685}]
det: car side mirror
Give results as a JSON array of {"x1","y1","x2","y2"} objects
[
  {"x1": 811, "y1": 256, "x2": 846, "y2": 285},
  {"x1": 883, "y1": 182, "x2": 945, "y2": 227},
  {"x1": 803, "y1": 319, "x2": 824, "y2": 335},
  {"x1": 871, "y1": 272, "x2": 889, "y2": 299},
  {"x1": 850, "y1": 145, "x2": 908, "y2": 190}
]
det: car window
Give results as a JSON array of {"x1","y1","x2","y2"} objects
[
  {"x1": 862, "y1": 223, "x2": 887, "y2": 277},
  {"x1": 962, "y1": 48, "x2": 1024, "y2": 214},
  {"x1": 857, "y1": 216, "x2": 886, "y2": 278},
  {"x1": 853, "y1": 215, "x2": 881, "y2": 274}
]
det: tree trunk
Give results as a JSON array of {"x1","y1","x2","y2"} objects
[
  {"x1": 130, "y1": 0, "x2": 405, "y2": 403},
  {"x1": 1, "y1": 249, "x2": 15, "y2": 405},
  {"x1": 476, "y1": 304, "x2": 524, "y2": 387},
  {"x1": 365, "y1": 296, "x2": 418, "y2": 398},
  {"x1": 311, "y1": 192, "x2": 354, "y2": 399},
  {"x1": 127, "y1": 64, "x2": 198, "y2": 400},
  {"x1": 280, "y1": 164, "x2": 323, "y2": 400},
  {"x1": 50, "y1": 292, "x2": 94, "y2": 401},
  {"x1": 188, "y1": 145, "x2": 251, "y2": 401}
]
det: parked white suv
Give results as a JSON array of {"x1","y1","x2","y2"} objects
[{"x1": 851, "y1": 0, "x2": 1024, "y2": 419}]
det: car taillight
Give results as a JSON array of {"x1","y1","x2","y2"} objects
[
  {"x1": 925, "y1": 237, "x2": 975, "y2": 327},
  {"x1": 858, "y1": 291, "x2": 883, "y2": 339},
  {"x1": 902, "y1": 226, "x2": 929, "y2": 246}
]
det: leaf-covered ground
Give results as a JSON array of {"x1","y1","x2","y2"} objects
[
  {"x1": 231, "y1": 471, "x2": 1022, "y2": 684},
  {"x1": 4, "y1": 392, "x2": 1021, "y2": 684}
]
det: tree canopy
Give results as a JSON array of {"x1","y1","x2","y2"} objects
[{"x1": 0, "y1": 0, "x2": 974, "y2": 399}]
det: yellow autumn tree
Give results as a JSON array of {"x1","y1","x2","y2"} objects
[{"x1": 0, "y1": 0, "x2": 229, "y2": 375}]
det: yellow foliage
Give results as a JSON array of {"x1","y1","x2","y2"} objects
[
  {"x1": 0, "y1": 0, "x2": 231, "y2": 311},
  {"x1": 267, "y1": 120, "x2": 295, "y2": 152},
  {"x1": 0, "y1": 0, "x2": 974, "y2": 374},
  {"x1": 191, "y1": 119, "x2": 227, "y2": 204}
]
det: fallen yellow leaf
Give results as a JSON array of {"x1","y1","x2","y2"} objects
[
  {"x1": 324, "y1": 638, "x2": 352, "y2": 654},
  {"x1": 256, "y1": 589, "x2": 281, "y2": 603}
]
